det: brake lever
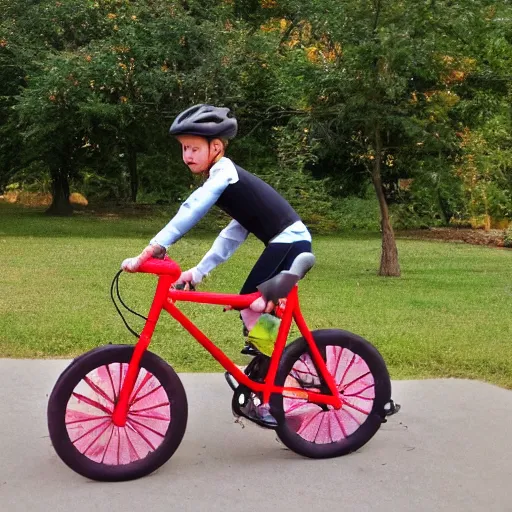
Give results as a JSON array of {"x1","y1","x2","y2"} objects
[{"x1": 173, "y1": 282, "x2": 196, "y2": 291}]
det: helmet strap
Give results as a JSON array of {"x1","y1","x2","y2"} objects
[{"x1": 205, "y1": 140, "x2": 223, "y2": 172}]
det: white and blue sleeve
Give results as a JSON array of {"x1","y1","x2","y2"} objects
[
  {"x1": 150, "y1": 158, "x2": 238, "y2": 248},
  {"x1": 194, "y1": 219, "x2": 249, "y2": 280}
]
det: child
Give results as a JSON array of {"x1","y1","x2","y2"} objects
[{"x1": 122, "y1": 104, "x2": 312, "y2": 426}]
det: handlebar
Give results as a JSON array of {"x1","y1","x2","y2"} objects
[{"x1": 126, "y1": 256, "x2": 260, "y2": 308}]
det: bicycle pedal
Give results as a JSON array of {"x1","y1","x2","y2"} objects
[
  {"x1": 240, "y1": 344, "x2": 262, "y2": 356},
  {"x1": 224, "y1": 371, "x2": 238, "y2": 391},
  {"x1": 382, "y1": 399, "x2": 401, "y2": 421},
  {"x1": 231, "y1": 386, "x2": 276, "y2": 430}
]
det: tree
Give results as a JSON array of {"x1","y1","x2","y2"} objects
[
  {"x1": 4, "y1": 0, "x2": 284, "y2": 211},
  {"x1": 1, "y1": 0, "x2": 115, "y2": 214},
  {"x1": 0, "y1": 37, "x2": 24, "y2": 193},
  {"x1": 4, "y1": 0, "x2": 226, "y2": 212},
  {"x1": 262, "y1": 0, "x2": 512, "y2": 275},
  {"x1": 0, "y1": 1, "x2": 36, "y2": 194},
  {"x1": 449, "y1": 5, "x2": 512, "y2": 226},
  {"x1": 2, "y1": 0, "x2": 510, "y2": 232}
]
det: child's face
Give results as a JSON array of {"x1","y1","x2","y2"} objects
[{"x1": 177, "y1": 135, "x2": 222, "y2": 174}]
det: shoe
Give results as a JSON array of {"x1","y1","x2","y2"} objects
[{"x1": 240, "y1": 398, "x2": 278, "y2": 428}]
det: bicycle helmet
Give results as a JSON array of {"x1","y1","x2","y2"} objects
[{"x1": 169, "y1": 104, "x2": 238, "y2": 139}]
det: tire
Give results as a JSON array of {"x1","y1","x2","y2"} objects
[
  {"x1": 272, "y1": 329, "x2": 391, "y2": 459},
  {"x1": 48, "y1": 345, "x2": 188, "y2": 481}
]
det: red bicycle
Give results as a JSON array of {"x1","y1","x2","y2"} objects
[{"x1": 47, "y1": 253, "x2": 399, "y2": 481}]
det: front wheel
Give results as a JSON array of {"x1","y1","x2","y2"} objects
[
  {"x1": 272, "y1": 329, "x2": 391, "y2": 458},
  {"x1": 48, "y1": 345, "x2": 188, "y2": 481}
]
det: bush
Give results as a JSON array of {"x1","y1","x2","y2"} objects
[
  {"x1": 504, "y1": 226, "x2": 512, "y2": 248},
  {"x1": 255, "y1": 169, "x2": 382, "y2": 233},
  {"x1": 390, "y1": 202, "x2": 446, "y2": 230},
  {"x1": 329, "y1": 196, "x2": 380, "y2": 231},
  {"x1": 77, "y1": 168, "x2": 128, "y2": 202},
  {"x1": 138, "y1": 153, "x2": 192, "y2": 204},
  {"x1": 5, "y1": 161, "x2": 52, "y2": 195}
]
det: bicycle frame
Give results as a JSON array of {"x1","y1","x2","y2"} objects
[{"x1": 111, "y1": 261, "x2": 342, "y2": 427}]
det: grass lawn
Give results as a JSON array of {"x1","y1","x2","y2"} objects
[{"x1": 1, "y1": 202, "x2": 511, "y2": 388}]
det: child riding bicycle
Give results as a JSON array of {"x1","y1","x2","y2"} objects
[{"x1": 122, "y1": 104, "x2": 312, "y2": 426}]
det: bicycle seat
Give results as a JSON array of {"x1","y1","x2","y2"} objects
[{"x1": 256, "y1": 252, "x2": 315, "y2": 302}]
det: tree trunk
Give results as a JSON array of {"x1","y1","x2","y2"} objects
[
  {"x1": 0, "y1": 151, "x2": 18, "y2": 195},
  {"x1": 46, "y1": 164, "x2": 72, "y2": 216},
  {"x1": 371, "y1": 127, "x2": 401, "y2": 277},
  {"x1": 0, "y1": 163, "x2": 10, "y2": 195},
  {"x1": 127, "y1": 148, "x2": 138, "y2": 202}
]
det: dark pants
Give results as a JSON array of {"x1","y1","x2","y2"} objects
[{"x1": 239, "y1": 241, "x2": 312, "y2": 295}]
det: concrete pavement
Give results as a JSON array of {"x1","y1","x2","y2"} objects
[{"x1": 1, "y1": 359, "x2": 511, "y2": 512}]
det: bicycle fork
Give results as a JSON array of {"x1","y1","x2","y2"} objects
[{"x1": 111, "y1": 275, "x2": 172, "y2": 427}]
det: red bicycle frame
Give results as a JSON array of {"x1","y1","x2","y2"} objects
[{"x1": 111, "y1": 258, "x2": 342, "y2": 427}]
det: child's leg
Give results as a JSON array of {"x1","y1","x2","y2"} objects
[
  {"x1": 235, "y1": 240, "x2": 312, "y2": 426},
  {"x1": 239, "y1": 241, "x2": 312, "y2": 337},
  {"x1": 240, "y1": 240, "x2": 312, "y2": 294}
]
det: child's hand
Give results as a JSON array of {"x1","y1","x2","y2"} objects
[
  {"x1": 173, "y1": 267, "x2": 203, "y2": 288},
  {"x1": 121, "y1": 244, "x2": 166, "y2": 272},
  {"x1": 249, "y1": 296, "x2": 275, "y2": 313},
  {"x1": 241, "y1": 298, "x2": 276, "y2": 331},
  {"x1": 121, "y1": 256, "x2": 141, "y2": 273}
]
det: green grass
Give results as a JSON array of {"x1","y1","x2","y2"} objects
[{"x1": 1, "y1": 202, "x2": 511, "y2": 388}]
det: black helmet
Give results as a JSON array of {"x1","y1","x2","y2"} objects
[{"x1": 169, "y1": 104, "x2": 238, "y2": 139}]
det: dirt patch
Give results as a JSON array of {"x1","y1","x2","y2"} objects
[
  {"x1": 397, "y1": 227, "x2": 508, "y2": 248},
  {"x1": 0, "y1": 191, "x2": 88, "y2": 207},
  {"x1": 0, "y1": 191, "x2": 52, "y2": 206},
  {"x1": 1, "y1": 195, "x2": 509, "y2": 248}
]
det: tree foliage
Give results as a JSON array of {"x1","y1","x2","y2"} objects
[{"x1": 1, "y1": 0, "x2": 511, "y2": 272}]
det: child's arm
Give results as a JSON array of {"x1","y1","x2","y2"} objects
[
  {"x1": 122, "y1": 165, "x2": 236, "y2": 272},
  {"x1": 177, "y1": 219, "x2": 248, "y2": 285},
  {"x1": 150, "y1": 165, "x2": 236, "y2": 248}
]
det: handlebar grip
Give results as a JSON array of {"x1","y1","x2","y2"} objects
[{"x1": 138, "y1": 256, "x2": 181, "y2": 279}]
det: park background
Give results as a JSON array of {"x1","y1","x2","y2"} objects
[{"x1": 1, "y1": 0, "x2": 511, "y2": 388}]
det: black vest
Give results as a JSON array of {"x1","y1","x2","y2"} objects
[{"x1": 215, "y1": 164, "x2": 300, "y2": 245}]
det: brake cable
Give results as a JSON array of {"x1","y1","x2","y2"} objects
[{"x1": 110, "y1": 270, "x2": 147, "y2": 339}]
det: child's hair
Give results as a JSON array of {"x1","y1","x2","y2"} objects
[{"x1": 207, "y1": 137, "x2": 229, "y2": 150}]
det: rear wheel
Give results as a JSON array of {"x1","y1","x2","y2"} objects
[
  {"x1": 272, "y1": 329, "x2": 391, "y2": 458},
  {"x1": 48, "y1": 345, "x2": 187, "y2": 481}
]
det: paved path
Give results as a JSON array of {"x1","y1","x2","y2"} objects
[{"x1": 1, "y1": 359, "x2": 511, "y2": 512}]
